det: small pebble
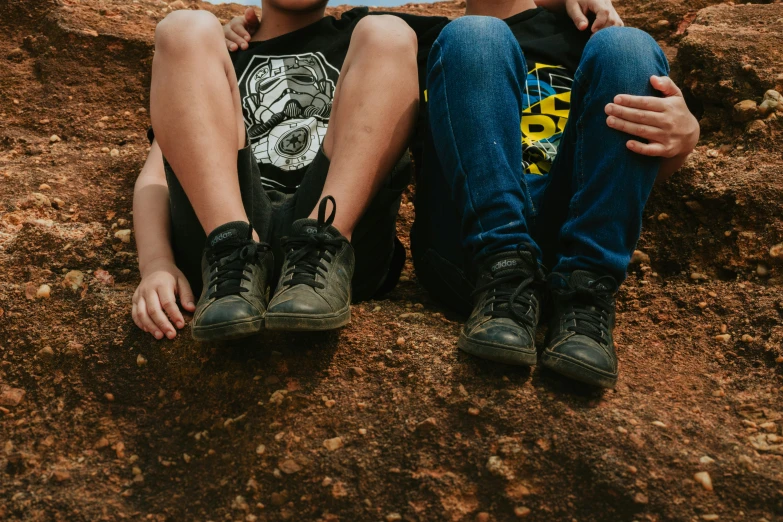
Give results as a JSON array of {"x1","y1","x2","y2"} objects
[
  {"x1": 514, "y1": 506, "x2": 531, "y2": 518},
  {"x1": 416, "y1": 417, "x2": 438, "y2": 433},
  {"x1": 702, "y1": 515, "x2": 719, "y2": 521},
  {"x1": 358, "y1": 428, "x2": 367, "y2": 436},
  {"x1": 634, "y1": 492, "x2": 649, "y2": 504},
  {"x1": 114, "y1": 229, "x2": 132, "y2": 243},
  {"x1": 321, "y1": 477, "x2": 333, "y2": 487},
  {"x1": 36, "y1": 284, "x2": 51, "y2": 299},
  {"x1": 0, "y1": 387, "x2": 26, "y2": 407},
  {"x1": 700, "y1": 456, "x2": 715, "y2": 465},
  {"x1": 396, "y1": 337, "x2": 406, "y2": 346},
  {"x1": 386, "y1": 514, "x2": 402, "y2": 522},
  {"x1": 714, "y1": 334, "x2": 731, "y2": 343},
  {"x1": 63, "y1": 270, "x2": 85, "y2": 292},
  {"x1": 741, "y1": 334, "x2": 754, "y2": 343},
  {"x1": 733, "y1": 99, "x2": 758, "y2": 123},
  {"x1": 468, "y1": 407, "x2": 480, "y2": 416},
  {"x1": 136, "y1": 354, "x2": 147, "y2": 367},
  {"x1": 53, "y1": 470, "x2": 71, "y2": 482},
  {"x1": 323, "y1": 437, "x2": 343, "y2": 452},
  {"x1": 255, "y1": 444, "x2": 265, "y2": 455},
  {"x1": 38, "y1": 346, "x2": 54, "y2": 358},
  {"x1": 105, "y1": 393, "x2": 115, "y2": 402},
  {"x1": 630, "y1": 250, "x2": 650, "y2": 265},
  {"x1": 657, "y1": 213, "x2": 669, "y2": 221},
  {"x1": 278, "y1": 459, "x2": 301, "y2": 474},
  {"x1": 694, "y1": 471, "x2": 713, "y2": 491},
  {"x1": 49, "y1": 134, "x2": 61, "y2": 143},
  {"x1": 39, "y1": 183, "x2": 51, "y2": 190},
  {"x1": 110, "y1": 148, "x2": 120, "y2": 157},
  {"x1": 652, "y1": 421, "x2": 666, "y2": 428}
]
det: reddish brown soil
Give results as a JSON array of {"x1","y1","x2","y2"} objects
[{"x1": 1, "y1": 0, "x2": 782, "y2": 521}]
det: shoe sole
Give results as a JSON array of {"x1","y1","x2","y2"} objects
[
  {"x1": 457, "y1": 333, "x2": 537, "y2": 367},
  {"x1": 540, "y1": 350, "x2": 618, "y2": 389},
  {"x1": 192, "y1": 317, "x2": 264, "y2": 342},
  {"x1": 264, "y1": 307, "x2": 351, "y2": 332}
]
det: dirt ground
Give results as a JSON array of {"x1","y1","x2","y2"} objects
[{"x1": 1, "y1": 0, "x2": 782, "y2": 520}]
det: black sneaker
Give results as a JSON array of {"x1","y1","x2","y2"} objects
[
  {"x1": 457, "y1": 246, "x2": 544, "y2": 366},
  {"x1": 191, "y1": 221, "x2": 273, "y2": 342},
  {"x1": 541, "y1": 270, "x2": 619, "y2": 388},
  {"x1": 265, "y1": 196, "x2": 354, "y2": 331}
]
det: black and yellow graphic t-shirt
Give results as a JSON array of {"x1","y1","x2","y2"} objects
[
  {"x1": 506, "y1": 8, "x2": 590, "y2": 175},
  {"x1": 406, "y1": 8, "x2": 590, "y2": 177}
]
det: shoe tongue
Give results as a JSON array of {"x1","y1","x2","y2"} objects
[
  {"x1": 569, "y1": 270, "x2": 615, "y2": 292},
  {"x1": 290, "y1": 218, "x2": 342, "y2": 240},
  {"x1": 485, "y1": 251, "x2": 535, "y2": 278},
  {"x1": 207, "y1": 221, "x2": 250, "y2": 251}
]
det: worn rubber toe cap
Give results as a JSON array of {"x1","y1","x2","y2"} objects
[
  {"x1": 267, "y1": 287, "x2": 332, "y2": 316},
  {"x1": 543, "y1": 334, "x2": 618, "y2": 388},
  {"x1": 196, "y1": 296, "x2": 262, "y2": 327},
  {"x1": 465, "y1": 320, "x2": 535, "y2": 352}
]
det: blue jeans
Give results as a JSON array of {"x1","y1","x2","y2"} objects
[{"x1": 410, "y1": 17, "x2": 669, "y2": 313}]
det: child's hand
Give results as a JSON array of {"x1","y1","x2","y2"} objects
[
  {"x1": 224, "y1": 7, "x2": 260, "y2": 51},
  {"x1": 605, "y1": 75, "x2": 700, "y2": 159},
  {"x1": 132, "y1": 259, "x2": 196, "y2": 340},
  {"x1": 565, "y1": 0, "x2": 623, "y2": 32}
]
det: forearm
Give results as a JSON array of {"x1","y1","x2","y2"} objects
[
  {"x1": 655, "y1": 152, "x2": 689, "y2": 184},
  {"x1": 133, "y1": 141, "x2": 175, "y2": 275}
]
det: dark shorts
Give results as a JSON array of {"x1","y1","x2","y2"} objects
[{"x1": 165, "y1": 141, "x2": 411, "y2": 302}]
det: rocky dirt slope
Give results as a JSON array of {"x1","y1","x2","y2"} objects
[{"x1": 1, "y1": 0, "x2": 782, "y2": 520}]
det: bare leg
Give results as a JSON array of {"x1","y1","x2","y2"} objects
[
  {"x1": 313, "y1": 15, "x2": 419, "y2": 240},
  {"x1": 150, "y1": 11, "x2": 251, "y2": 237}
]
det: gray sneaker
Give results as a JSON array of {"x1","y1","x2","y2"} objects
[
  {"x1": 191, "y1": 221, "x2": 273, "y2": 342},
  {"x1": 457, "y1": 246, "x2": 543, "y2": 366},
  {"x1": 265, "y1": 196, "x2": 354, "y2": 331}
]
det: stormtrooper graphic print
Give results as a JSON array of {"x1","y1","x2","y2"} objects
[{"x1": 237, "y1": 52, "x2": 339, "y2": 190}]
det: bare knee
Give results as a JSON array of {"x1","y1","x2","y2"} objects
[
  {"x1": 155, "y1": 10, "x2": 224, "y2": 55},
  {"x1": 351, "y1": 15, "x2": 417, "y2": 57}
]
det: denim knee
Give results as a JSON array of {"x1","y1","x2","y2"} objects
[
  {"x1": 579, "y1": 27, "x2": 669, "y2": 91},
  {"x1": 428, "y1": 16, "x2": 522, "y2": 80}
]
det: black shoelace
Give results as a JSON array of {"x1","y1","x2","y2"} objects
[
  {"x1": 550, "y1": 274, "x2": 615, "y2": 346},
  {"x1": 472, "y1": 244, "x2": 543, "y2": 328},
  {"x1": 207, "y1": 228, "x2": 267, "y2": 300},
  {"x1": 280, "y1": 196, "x2": 343, "y2": 290}
]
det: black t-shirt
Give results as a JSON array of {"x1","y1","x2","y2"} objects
[
  {"x1": 408, "y1": 8, "x2": 590, "y2": 176},
  {"x1": 231, "y1": 7, "x2": 369, "y2": 193}
]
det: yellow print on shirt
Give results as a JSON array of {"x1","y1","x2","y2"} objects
[{"x1": 520, "y1": 63, "x2": 574, "y2": 175}]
